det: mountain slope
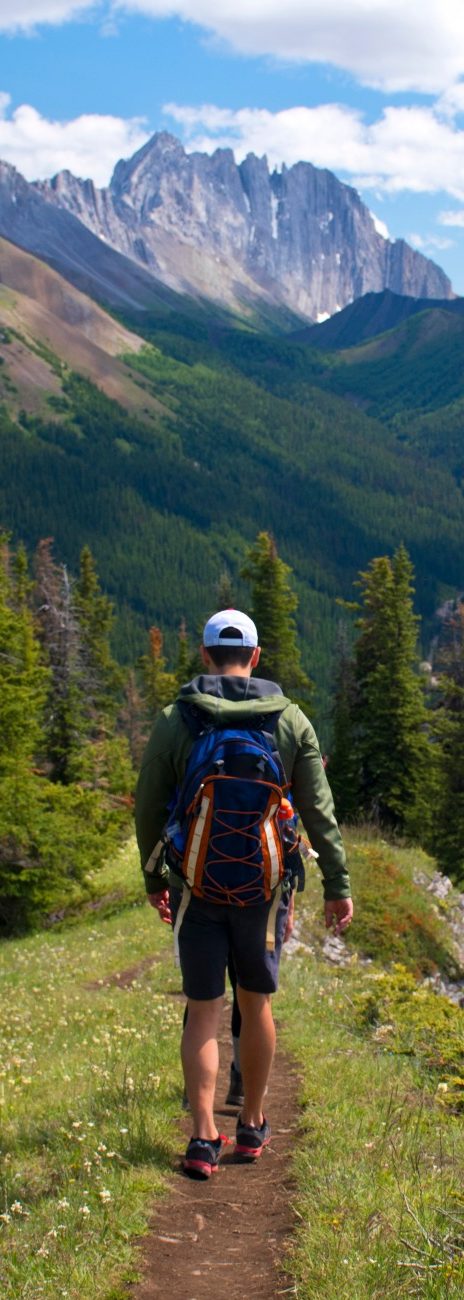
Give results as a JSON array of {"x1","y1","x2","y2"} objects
[
  {"x1": 306, "y1": 308, "x2": 464, "y2": 421},
  {"x1": 35, "y1": 132, "x2": 453, "y2": 322},
  {"x1": 0, "y1": 237, "x2": 166, "y2": 418},
  {"x1": 294, "y1": 288, "x2": 464, "y2": 350},
  {"x1": 0, "y1": 161, "x2": 239, "y2": 329}
]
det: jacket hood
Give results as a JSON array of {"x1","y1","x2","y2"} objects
[{"x1": 177, "y1": 674, "x2": 291, "y2": 722}]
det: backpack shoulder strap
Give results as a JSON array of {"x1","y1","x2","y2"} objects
[{"x1": 177, "y1": 699, "x2": 212, "y2": 739}]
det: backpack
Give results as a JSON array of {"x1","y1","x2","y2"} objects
[{"x1": 164, "y1": 706, "x2": 304, "y2": 906}]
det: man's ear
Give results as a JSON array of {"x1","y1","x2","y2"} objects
[
  {"x1": 200, "y1": 644, "x2": 211, "y2": 669},
  {"x1": 251, "y1": 646, "x2": 261, "y2": 668}
]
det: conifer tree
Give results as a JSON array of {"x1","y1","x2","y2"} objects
[
  {"x1": 75, "y1": 545, "x2": 122, "y2": 724},
  {"x1": 140, "y1": 627, "x2": 177, "y2": 717},
  {"x1": 327, "y1": 623, "x2": 360, "y2": 823},
  {"x1": 34, "y1": 538, "x2": 84, "y2": 783},
  {"x1": 241, "y1": 531, "x2": 313, "y2": 706},
  {"x1": 0, "y1": 535, "x2": 48, "y2": 777},
  {"x1": 428, "y1": 602, "x2": 464, "y2": 881},
  {"x1": 351, "y1": 544, "x2": 428, "y2": 831},
  {"x1": 176, "y1": 619, "x2": 191, "y2": 689},
  {"x1": 119, "y1": 669, "x2": 148, "y2": 768},
  {"x1": 215, "y1": 568, "x2": 235, "y2": 609}
]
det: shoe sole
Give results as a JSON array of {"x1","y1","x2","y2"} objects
[
  {"x1": 233, "y1": 1136, "x2": 270, "y2": 1161},
  {"x1": 183, "y1": 1159, "x2": 219, "y2": 1179}
]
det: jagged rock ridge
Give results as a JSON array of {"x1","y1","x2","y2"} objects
[{"x1": 36, "y1": 132, "x2": 452, "y2": 322}]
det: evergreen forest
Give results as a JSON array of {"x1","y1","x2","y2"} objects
[{"x1": 1, "y1": 286, "x2": 464, "y2": 728}]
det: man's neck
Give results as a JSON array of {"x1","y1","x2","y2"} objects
[{"x1": 209, "y1": 667, "x2": 252, "y2": 679}]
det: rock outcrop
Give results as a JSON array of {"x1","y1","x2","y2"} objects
[
  {"x1": 0, "y1": 134, "x2": 453, "y2": 324},
  {"x1": 38, "y1": 132, "x2": 453, "y2": 321}
]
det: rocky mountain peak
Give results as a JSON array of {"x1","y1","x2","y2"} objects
[{"x1": 0, "y1": 132, "x2": 454, "y2": 322}]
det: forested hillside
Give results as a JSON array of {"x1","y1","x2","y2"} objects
[{"x1": 1, "y1": 239, "x2": 464, "y2": 719}]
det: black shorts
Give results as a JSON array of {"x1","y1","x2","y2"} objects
[{"x1": 170, "y1": 886, "x2": 289, "y2": 1001}]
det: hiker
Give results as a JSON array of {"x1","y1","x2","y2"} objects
[{"x1": 135, "y1": 609, "x2": 352, "y2": 1179}]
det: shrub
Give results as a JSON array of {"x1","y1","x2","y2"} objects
[{"x1": 0, "y1": 773, "x2": 131, "y2": 934}]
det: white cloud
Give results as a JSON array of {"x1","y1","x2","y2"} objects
[
  {"x1": 0, "y1": 0, "x2": 95, "y2": 29},
  {"x1": 408, "y1": 231, "x2": 454, "y2": 252},
  {"x1": 115, "y1": 0, "x2": 464, "y2": 94},
  {"x1": 439, "y1": 208, "x2": 464, "y2": 227},
  {"x1": 3, "y1": 1, "x2": 464, "y2": 96},
  {"x1": 0, "y1": 93, "x2": 148, "y2": 183},
  {"x1": 164, "y1": 100, "x2": 464, "y2": 200}
]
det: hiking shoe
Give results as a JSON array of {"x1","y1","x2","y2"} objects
[
  {"x1": 234, "y1": 1116, "x2": 271, "y2": 1161},
  {"x1": 183, "y1": 1134, "x2": 226, "y2": 1180},
  {"x1": 225, "y1": 1063, "x2": 244, "y2": 1108}
]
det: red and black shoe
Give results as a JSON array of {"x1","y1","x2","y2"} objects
[
  {"x1": 234, "y1": 1116, "x2": 271, "y2": 1161},
  {"x1": 183, "y1": 1134, "x2": 226, "y2": 1180}
]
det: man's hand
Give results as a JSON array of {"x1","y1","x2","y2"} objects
[
  {"x1": 147, "y1": 889, "x2": 172, "y2": 925},
  {"x1": 283, "y1": 890, "x2": 295, "y2": 943},
  {"x1": 324, "y1": 897, "x2": 353, "y2": 935}
]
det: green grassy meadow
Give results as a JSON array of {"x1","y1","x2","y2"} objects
[{"x1": 1, "y1": 832, "x2": 464, "y2": 1298}]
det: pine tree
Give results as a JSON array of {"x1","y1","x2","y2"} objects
[
  {"x1": 327, "y1": 623, "x2": 360, "y2": 822},
  {"x1": 215, "y1": 568, "x2": 235, "y2": 609},
  {"x1": 140, "y1": 627, "x2": 177, "y2": 717},
  {"x1": 175, "y1": 619, "x2": 191, "y2": 690},
  {"x1": 428, "y1": 602, "x2": 464, "y2": 881},
  {"x1": 75, "y1": 545, "x2": 122, "y2": 723},
  {"x1": 34, "y1": 538, "x2": 84, "y2": 783},
  {"x1": 351, "y1": 544, "x2": 428, "y2": 831},
  {"x1": 119, "y1": 669, "x2": 148, "y2": 768},
  {"x1": 241, "y1": 531, "x2": 313, "y2": 707},
  {"x1": 0, "y1": 535, "x2": 48, "y2": 777}
]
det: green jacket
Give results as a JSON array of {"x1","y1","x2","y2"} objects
[{"x1": 135, "y1": 674, "x2": 351, "y2": 901}]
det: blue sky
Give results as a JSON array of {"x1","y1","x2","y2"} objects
[{"x1": 2, "y1": 1, "x2": 464, "y2": 292}]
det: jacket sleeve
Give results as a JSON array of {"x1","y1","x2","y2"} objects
[
  {"x1": 135, "y1": 710, "x2": 179, "y2": 894},
  {"x1": 290, "y1": 708, "x2": 351, "y2": 901}
]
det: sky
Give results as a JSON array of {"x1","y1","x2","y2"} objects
[{"x1": 2, "y1": 1, "x2": 464, "y2": 292}]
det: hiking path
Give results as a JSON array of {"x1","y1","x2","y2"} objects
[{"x1": 130, "y1": 1008, "x2": 301, "y2": 1300}]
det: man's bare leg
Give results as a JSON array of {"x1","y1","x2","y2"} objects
[
  {"x1": 181, "y1": 996, "x2": 223, "y2": 1139},
  {"x1": 236, "y1": 988, "x2": 275, "y2": 1127}
]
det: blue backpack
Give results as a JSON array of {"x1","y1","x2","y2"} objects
[{"x1": 165, "y1": 709, "x2": 303, "y2": 906}]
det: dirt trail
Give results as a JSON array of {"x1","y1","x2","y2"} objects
[{"x1": 130, "y1": 1011, "x2": 301, "y2": 1300}]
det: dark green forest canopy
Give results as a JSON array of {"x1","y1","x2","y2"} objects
[{"x1": 1, "y1": 292, "x2": 463, "y2": 725}]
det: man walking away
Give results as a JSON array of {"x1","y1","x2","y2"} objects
[{"x1": 135, "y1": 609, "x2": 352, "y2": 1179}]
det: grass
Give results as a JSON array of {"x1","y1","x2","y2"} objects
[
  {"x1": 302, "y1": 828, "x2": 463, "y2": 978},
  {"x1": 0, "y1": 840, "x2": 184, "y2": 1299},
  {"x1": 1, "y1": 829, "x2": 464, "y2": 1297},
  {"x1": 279, "y1": 954, "x2": 464, "y2": 1299},
  {"x1": 278, "y1": 828, "x2": 464, "y2": 1298}
]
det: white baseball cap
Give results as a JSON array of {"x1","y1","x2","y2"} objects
[{"x1": 202, "y1": 608, "x2": 258, "y2": 648}]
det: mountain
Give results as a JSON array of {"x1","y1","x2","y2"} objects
[
  {"x1": 0, "y1": 236, "x2": 166, "y2": 419},
  {"x1": 297, "y1": 307, "x2": 464, "y2": 421},
  {"x1": 294, "y1": 288, "x2": 464, "y2": 350},
  {"x1": 0, "y1": 159, "x2": 238, "y2": 329},
  {"x1": 0, "y1": 232, "x2": 463, "y2": 731},
  {"x1": 34, "y1": 132, "x2": 452, "y2": 323}
]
